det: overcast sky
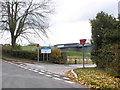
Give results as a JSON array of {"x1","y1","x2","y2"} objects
[
  {"x1": 46, "y1": 0, "x2": 119, "y2": 46},
  {"x1": 1, "y1": 0, "x2": 119, "y2": 46}
]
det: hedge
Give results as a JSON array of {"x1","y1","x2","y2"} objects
[{"x1": 2, "y1": 47, "x2": 67, "y2": 64}]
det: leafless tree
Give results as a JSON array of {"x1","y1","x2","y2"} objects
[{"x1": 0, "y1": 0, "x2": 54, "y2": 48}]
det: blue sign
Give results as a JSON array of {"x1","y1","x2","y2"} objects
[
  {"x1": 41, "y1": 47, "x2": 51, "y2": 49},
  {"x1": 41, "y1": 47, "x2": 51, "y2": 53}
]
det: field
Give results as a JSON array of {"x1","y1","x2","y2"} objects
[
  {"x1": 21, "y1": 46, "x2": 92, "y2": 64},
  {"x1": 2, "y1": 46, "x2": 92, "y2": 64},
  {"x1": 21, "y1": 46, "x2": 90, "y2": 56},
  {"x1": 21, "y1": 46, "x2": 37, "y2": 51},
  {"x1": 21, "y1": 46, "x2": 55, "y2": 51}
]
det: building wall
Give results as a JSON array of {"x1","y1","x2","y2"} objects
[{"x1": 54, "y1": 43, "x2": 91, "y2": 53}]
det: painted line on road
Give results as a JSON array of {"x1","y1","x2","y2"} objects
[
  {"x1": 40, "y1": 70, "x2": 45, "y2": 72},
  {"x1": 64, "y1": 80, "x2": 75, "y2": 84},
  {"x1": 34, "y1": 69, "x2": 39, "y2": 71},
  {"x1": 45, "y1": 74, "x2": 52, "y2": 77},
  {"x1": 4, "y1": 60, "x2": 75, "y2": 85},
  {"x1": 33, "y1": 70, "x2": 39, "y2": 72},
  {"x1": 38, "y1": 72, "x2": 44, "y2": 74},
  {"x1": 24, "y1": 67, "x2": 28, "y2": 70},
  {"x1": 3, "y1": 61, "x2": 8, "y2": 63},
  {"x1": 9, "y1": 62, "x2": 13, "y2": 64},
  {"x1": 62, "y1": 77, "x2": 70, "y2": 80},
  {"x1": 28, "y1": 68, "x2": 32, "y2": 71},
  {"x1": 17, "y1": 65, "x2": 22, "y2": 67},
  {"x1": 53, "y1": 74, "x2": 60, "y2": 77},
  {"x1": 47, "y1": 72, "x2": 52, "y2": 74},
  {"x1": 20, "y1": 66, "x2": 24, "y2": 68},
  {"x1": 52, "y1": 77, "x2": 62, "y2": 81}
]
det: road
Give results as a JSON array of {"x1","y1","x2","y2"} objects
[
  {"x1": 2, "y1": 61, "x2": 87, "y2": 89},
  {"x1": 20, "y1": 61, "x2": 96, "y2": 75}
]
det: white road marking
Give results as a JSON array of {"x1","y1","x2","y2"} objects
[
  {"x1": 38, "y1": 72, "x2": 44, "y2": 74},
  {"x1": 4, "y1": 61, "x2": 8, "y2": 63},
  {"x1": 20, "y1": 64, "x2": 23, "y2": 66},
  {"x1": 8, "y1": 62, "x2": 12, "y2": 64},
  {"x1": 37, "y1": 66, "x2": 44, "y2": 68},
  {"x1": 62, "y1": 77, "x2": 69, "y2": 80},
  {"x1": 34, "y1": 69, "x2": 39, "y2": 71},
  {"x1": 54, "y1": 74, "x2": 60, "y2": 77},
  {"x1": 10, "y1": 62, "x2": 13, "y2": 64},
  {"x1": 65, "y1": 67, "x2": 70, "y2": 68},
  {"x1": 28, "y1": 69, "x2": 32, "y2": 71},
  {"x1": 17, "y1": 64, "x2": 21, "y2": 66},
  {"x1": 40, "y1": 70, "x2": 45, "y2": 72},
  {"x1": 4, "y1": 60, "x2": 75, "y2": 85},
  {"x1": 33, "y1": 70, "x2": 39, "y2": 72},
  {"x1": 20, "y1": 66, "x2": 24, "y2": 68},
  {"x1": 52, "y1": 77, "x2": 62, "y2": 80},
  {"x1": 47, "y1": 72, "x2": 52, "y2": 74},
  {"x1": 45, "y1": 74, "x2": 52, "y2": 77},
  {"x1": 24, "y1": 68, "x2": 28, "y2": 69},
  {"x1": 14, "y1": 64, "x2": 18, "y2": 66},
  {"x1": 64, "y1": 80, "x2": 75, "y2": 84}
]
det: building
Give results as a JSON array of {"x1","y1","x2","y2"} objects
[{"x1": 54, "y1": 43, "x2": 91, "y2": 53}]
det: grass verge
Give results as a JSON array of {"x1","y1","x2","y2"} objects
[
  {"x1": 66, "y1": 51, "x2": 91, "y2": 57},
  {"x1": 2, "y1": 54, "x2": 51, "y2": 64},
  {"x1": 66, "y1": 68, "x2": 120, "y2": 89}
]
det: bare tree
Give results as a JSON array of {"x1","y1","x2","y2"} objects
[{"x1": 0, "y1": 0, "x2": 54, "y2": 48}]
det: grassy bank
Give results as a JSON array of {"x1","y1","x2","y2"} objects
[
  {"x1": 21, "y1": 46, "x2": 91, "y2": 56},
  {"x1": 66, "y1": 68, "x2": 120, "y2": 89},
  {"x1": 66, "y1": 51, "x2": 91, "y2": 57},
  {"x1": 2, "y1": 54, "x2": 37, "y2": 63},
  {"x1": 2, "y1": 54, "x2": 52, "y2": 64}
]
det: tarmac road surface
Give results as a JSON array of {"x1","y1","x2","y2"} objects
[{"x1": 2, "y1": 61, "x2": 88, "y2": 89}]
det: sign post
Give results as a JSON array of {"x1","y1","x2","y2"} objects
[
  {"x1": 36, "y1": 44, "x2": 40, "y2": 62},
  {"x1": 80, "y1": 39, "x2": 86, "y2": 68}
]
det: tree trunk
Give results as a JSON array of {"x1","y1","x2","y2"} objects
[{"x1": 11, "y1": 35, "x2": 17, "y2": 49}]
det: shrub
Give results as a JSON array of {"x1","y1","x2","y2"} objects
[{"x1": 50, "y1": 48, "x2": 66, "y2": 64}]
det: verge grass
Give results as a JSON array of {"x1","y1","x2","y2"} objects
[
  {"x1": 66, "y1": 67, "x2": 120, "y2": 89},
  {"x1": 2, "y1": 54, "x2": 51, "y2": 64},
  {"x1": 2, "y1": 54, "x2": 37, "y2": 63},
  {"x1": 66, "y1": 51, "x2": 91, "y2": 57}
]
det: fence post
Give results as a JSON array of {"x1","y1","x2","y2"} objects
[{"x1": 62, "y1": 52, "x2": 67, "y2": 64}]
